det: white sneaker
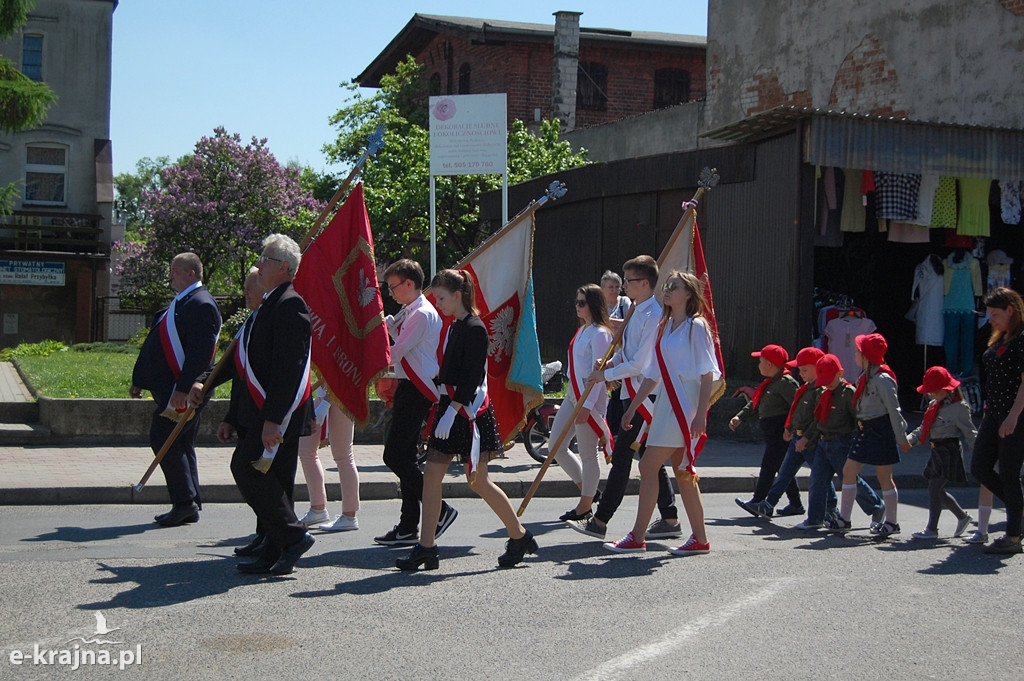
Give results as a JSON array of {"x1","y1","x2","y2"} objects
[
  {"x1": 912, "y1": 528, "x2": 938, "y2": 539},
  {"x1": 319, "y1": 515, "x2": 359, "y2": 532},
  {"x1": 964, "y1": 529, "x2": 988, "y2": 544},
  {"x1": 953, "y1": 514, "x2": 974, "y2": 538},
  {"x1": 298, "y1": 508, "x2": 330, "y2": 528}
]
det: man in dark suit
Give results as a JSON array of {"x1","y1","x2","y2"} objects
[
  {"x1": 130, "y1": 252, "x2": 222, "y2": 527},
  {"x1": 193, "y1": 234, "x2": 315, "y2": 576}
]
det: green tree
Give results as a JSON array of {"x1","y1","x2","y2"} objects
[
  {"x1": 0, "y1": 0, "x2": 57, "y2": 213},
  {"x1": 113, "y1": 155, "x2": 171, "y2": 240},
  {"x1": 323, "y1": 56, "x2": 588, "y2": 268}
]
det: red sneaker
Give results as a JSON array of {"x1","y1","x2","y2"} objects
[
  {"x1": 603, "y1": 532, "x2": 646, "y2": 553},
  {"x1": 669, "y1": 534, "x2": 710, "y2": 555}
]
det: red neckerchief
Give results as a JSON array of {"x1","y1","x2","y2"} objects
[
  {"x1": 920, "y1": 393, "x2": 960, "y2": 442},
  {"x1": 785, "y1": 383, "x2": 809, "y2": 429},
  {"x1": 814, "y1": 380, "x2": 849, "y2": 425},
  {"x1": 853, "y1": 364, "x2": 896, "y2": 407},
  {"x1": 750, "y1": 376, "x2": 773, "y2": 409}
]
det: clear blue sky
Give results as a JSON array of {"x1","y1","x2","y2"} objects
[{"x1": 110, "y1": 1, "x2": 708, "y2": 177}]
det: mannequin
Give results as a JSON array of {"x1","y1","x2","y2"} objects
[{"x1": 942, "y1": 249, "x2": 982, "y2": 377}]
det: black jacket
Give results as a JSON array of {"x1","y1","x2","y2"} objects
[{"x1": 132, "y1": 285, "x2": 221, "y2": 406}]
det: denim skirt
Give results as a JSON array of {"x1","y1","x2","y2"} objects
[{"x1": 847, "y1": 415, "x2": 900, "y2": 466}]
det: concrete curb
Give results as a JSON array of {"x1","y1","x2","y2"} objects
[{"x1": 0, "y1": 471, "x2": 959, "y2": 506}]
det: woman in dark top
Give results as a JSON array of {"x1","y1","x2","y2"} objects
[
  {"x1": 970, "y1": 287, "x2": 1024, "y2": 555},
  {"x1": 397, "y1": 269, "x2": 539, "y2": 570}
]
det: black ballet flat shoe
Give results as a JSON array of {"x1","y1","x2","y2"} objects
[
  {"x1": 498, "y1": 530, "x2": 538, "y2": 568},
  {"x1": 558, "y1": 508, "x2": 593, "y2": 522},
  {"x1": 396, "y1": 543, "x2": 440, "y2": 571},
  {"x1": 234, "y1": 534, "x2": 267, "y2": 557}
]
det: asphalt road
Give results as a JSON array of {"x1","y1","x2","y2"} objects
[{"x1": 0, "y1": 492, "x2": 1021, "y2": 680}]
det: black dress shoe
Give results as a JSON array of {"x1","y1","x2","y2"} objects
[
  {"x1": 268, "y1": 533, "x2": 315, "y2": 575},
  {"x1": 396, "y1": 543, "x2": 439, "y2": 571},
  {"x1": 155, "y1": 502, "x2": 200, "y2": 527},
  {"x1": 234, "y1": 534, "x2": 267, "y2": 557},
  {"x1": 498, "y1": 530, "x2": 538, "y2": 568},
  {"x1": 237, "y1": 553, "x2": 278, "y2": 574}
]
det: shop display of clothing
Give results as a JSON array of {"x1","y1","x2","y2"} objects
[
  {"x1": 931, "y1": 177, "x2": 957, "y2": 229},
  {"x1": 957, "y1": 178, "x2": 992, "y2": 237},
  {"x1": 943, "y1": 252, "x2": 982, "y2": 377},
  {"x1": 823, "y1": 313, "x2": 877, "y2": 382},
  {"x1": 887, "y1": 221, "x2": 930, "y2": 243},
  {"x1": 910, "y1": 255, "x2": 945, "y2": 346},
  {"x1": 839, "y1": 169, "x2": 865, "y2": 233},
  {"x1": 1000, "y1": 180, "x2": 1022, "y2": 225},
  {"x1": 913, "y1": 174, "x2": 940, "y2": 227},
  {"x1": 874, "y1": 171, "x2": 922, "y2": 221}
]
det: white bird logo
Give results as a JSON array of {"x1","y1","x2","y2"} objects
[
  {"x1": 65, "y1": 612, "x2": 123, "y2": 645},
  {"x1": 94, "y1": 612, "x2": 120, "y2": 636}
]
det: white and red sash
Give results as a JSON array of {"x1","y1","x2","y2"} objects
[
  {"x1": 442, "y1": 379, "x2": 490, "y2": 481},
  {"x1": 234, "y1": 310, "x2": 312, "y2": 437},
  {"x1": 568, "y1": 327, "x2": 614, "y2": 459},
  {"x1": 158, "y1": 281, "x2": 204, "y2": 412},
  {"x1": 656, "y1": 319, "x2": 707, "y2": 478},
  {"x1": 395, "y1": 314, "x2": 440, "y2": 403}
]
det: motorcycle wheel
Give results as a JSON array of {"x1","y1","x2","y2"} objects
[{"x1": 522, "y1": 421, "x2": 577, "y2": 465}]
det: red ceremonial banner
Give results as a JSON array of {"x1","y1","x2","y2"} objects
[{"x1": 292, "y1": 183, "x2": 391, "y2": 424}]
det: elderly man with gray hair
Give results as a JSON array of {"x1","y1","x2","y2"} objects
[{"x1": 193, "y1": 233, "x2": 315, "y2": 575}]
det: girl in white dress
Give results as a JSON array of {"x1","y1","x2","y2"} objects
[
  {"x1": 605, "y1": 271, "x2": 720, "y2": 555},
  {"x1": 552, "y1": 284, "x2": 614, "y2": 522}
]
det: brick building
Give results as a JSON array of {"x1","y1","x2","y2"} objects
[
  {"x1": 0, "y1": 0, "x2": 117, "y2": 347},
  {"x1": 357, "y1": 12, "x2": 706, "y2": 132}
]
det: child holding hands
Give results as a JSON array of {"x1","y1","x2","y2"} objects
[{"x1": 903, "y1": 366, "x2": 975, "y2": 539}]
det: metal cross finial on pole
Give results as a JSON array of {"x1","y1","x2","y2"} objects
[
  {"x1": 300, "y1": 123, "x2": 386, "y2": 252},
  {"x1": 516, "y1": 168, "x2": 719, "y2": 518}
]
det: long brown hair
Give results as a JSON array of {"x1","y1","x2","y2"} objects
[
  {"x1": 984, "y1": 286, "x2": 1024, "y2": 345},
  {"x1": 662, "y1": 270, "x2": 708, "y2": 321},
  {"x1": 577, "y1": 283, "x2": 609, "y2": 329},
  {"x1": 431, "y1": 268, "x2": 478, "y2": 315}
]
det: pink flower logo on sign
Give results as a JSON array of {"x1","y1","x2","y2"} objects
[{"x1": 433, "y1": 98, "x2": 456, "y2": 121}]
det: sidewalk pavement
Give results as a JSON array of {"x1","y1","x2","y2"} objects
[
  {"x1": 0, "y1": 361, "x2": 961, "y2": 506},
  {"x1": 0, "y1": 436, "x2": 947, "y2": 506}
]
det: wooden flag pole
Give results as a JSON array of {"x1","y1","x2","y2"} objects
[
  {"x1": 134, "y1": 127, "x2": 386, "y2": 493},
  {"x1": 516, "y1": 168, "x2": 719, "y2": 517},
  {"x1": 133, "y1": 337, "x2": 237, "y2": 493}
]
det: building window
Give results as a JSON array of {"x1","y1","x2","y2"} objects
[
  {"x1": 22, "y1": 34, "x2": 43, "y2": 81},
  {"x1": 653, "y1": 68, "x2": 691, "y2": 109},
  {"x1": 428, "y1": 72, "x2": 442, "y2": 96},
  {"x1": 25, "y1": 145, "x2": 67, "y2": 205},
  {"x1": 577, "y1": 62, "x2": 608, "y2": 111},
  {"x1": 458, "y1": 62, "x2": 471, "y2": 94}
]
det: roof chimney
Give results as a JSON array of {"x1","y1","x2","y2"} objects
[{"x1": 552, "y1": 11, "x2": 581, "y2": 132}]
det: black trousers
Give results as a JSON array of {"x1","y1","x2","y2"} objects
[
  {"x1": 752, "y1": 414, "x2": 801, "y2": 506},
  {"x1": 595, "y1": 399, "x2": 678, "y2": 524},
  {"x1": 971, "y1": 412, "x2": 1024, "y2": 537},
  {"x1": 230, "y1": 424, "x2": 306, "y2": 550},
  {"x1": 149, "y1": 405, "x2": 203, "y2": 507},
  {"x1": 383, "y1": 380, "x2": 432, "y2": 531}
]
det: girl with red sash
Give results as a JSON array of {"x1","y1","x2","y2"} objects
[
  {"x1": 397, "y1": 269, "x2": 538, "y2": 570},
  {"x1": 551, "y1": 284, "x2": 614, "y2": 523},
  {"x1": 606, "y1": 271, "x2": 720, "y2": 555}
]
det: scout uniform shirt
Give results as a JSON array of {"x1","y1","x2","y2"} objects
[
  {"x1": 734, "y1": 371, "x2": 799, "y2": 423},
  {"x1": 805, "y1": 381, "x2": 858, "y2": 447}
]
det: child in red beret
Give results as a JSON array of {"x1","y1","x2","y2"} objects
[
  {"x1": 731, "y1": 344, "x2": 802, "y2": 517},
  {"x1": 904, "y1": 366, "x2": 976, "y2": 539},
  {"x1": 825, "y1": 333, "x2": 909, "y2": 537}
]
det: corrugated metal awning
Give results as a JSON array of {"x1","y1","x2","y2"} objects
[{"x1": 702, "y1": 107, "x2": 1024, "y2": 179}]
